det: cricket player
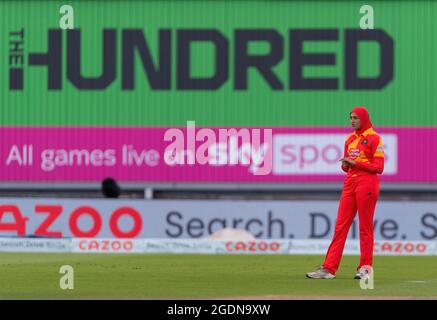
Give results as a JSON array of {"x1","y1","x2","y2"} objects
[{"x1": 306, "y1": 106, "x2": 384, "y2": 279}]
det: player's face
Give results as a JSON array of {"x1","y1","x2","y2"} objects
[{"x1": 350, "y1": 112, "x2": 361, "y2": 130}]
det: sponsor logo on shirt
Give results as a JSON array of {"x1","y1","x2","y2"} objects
[{"x1": 349, "y1": 148, "x2": 361, "y2": 159}]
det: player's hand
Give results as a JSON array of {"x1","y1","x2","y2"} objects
[{"x1": 339, "y1": 157, "x2": 356, "y2": 166}]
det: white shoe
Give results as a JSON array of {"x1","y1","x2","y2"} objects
[
  {"x1": 306, "y1": 267, "x2": 336, "y2": 279},
  {"x1": 354, "y1": 266, "x2": 372, "y2": 280}
]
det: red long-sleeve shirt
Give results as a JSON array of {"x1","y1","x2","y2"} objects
[{"x1": 341, "y1": 127, "x2": 384, "y2": 177}]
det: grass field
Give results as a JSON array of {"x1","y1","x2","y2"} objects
[{"x1": 0, "y1": 253, "x2": 437, "y2": 299}]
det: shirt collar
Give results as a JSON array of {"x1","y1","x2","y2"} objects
[{"x1": 354, "y1": 127, "x2": 374, "y2": 138}]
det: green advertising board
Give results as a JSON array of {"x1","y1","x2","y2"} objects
[{"x1": 1, "y1": 0, "x2": 436, "y2": 127}]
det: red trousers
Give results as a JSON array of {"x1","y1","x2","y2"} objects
[{"x1": 323, "y1": 174, "x2": 380, "y2": 274}]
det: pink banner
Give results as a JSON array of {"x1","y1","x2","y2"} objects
[{"x1": 0, "y1": 126, "x2": 435, "y2": 182}]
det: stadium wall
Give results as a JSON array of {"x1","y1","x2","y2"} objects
[{"x1": 0, "y1": 198, "x2": 436, "y2": 241}]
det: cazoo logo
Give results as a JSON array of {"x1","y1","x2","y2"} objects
[{"x1": 225, "y1": 241, "x2": 282, "y2": 253}]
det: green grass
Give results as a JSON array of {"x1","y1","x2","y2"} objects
[{"x1": 0, "y1": 253, "x2": 437, "y2": 299}]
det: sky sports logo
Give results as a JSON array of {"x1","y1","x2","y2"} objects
[
  {"x1": 163, "y1": 128, "x2": 397, "y2": 175},
  {"x1": 8, "y1": 28, "x2": 393, "y2": 91},
  {"x1": 273, "y1": 134, "x2": 397, "y2": 175},
  {"x1": 157, "y1": 124, "x2": 397, "y2": 176}
]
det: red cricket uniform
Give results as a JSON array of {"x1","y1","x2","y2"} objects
[{"x1": 322, "y1": 107, "x2": 384, "y2": 275}]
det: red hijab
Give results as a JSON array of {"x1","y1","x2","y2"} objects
[{"x1": 350, "y1": 106, "x2": 373, "y2": 136}]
